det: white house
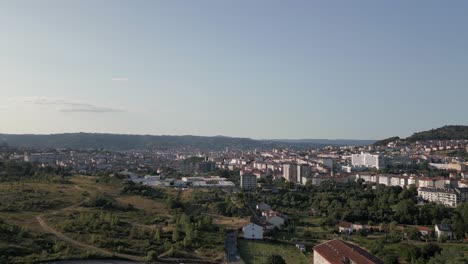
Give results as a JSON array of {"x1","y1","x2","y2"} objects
[
  {"x1": 242, "y1": 222, "x2": 264, "y2": 240},
  {"x1": 338, "y1": 221, "x2": 353, "y2": 233},
  {"x1": 435, "y1": 224, "x2": 453, "y2": 240}
]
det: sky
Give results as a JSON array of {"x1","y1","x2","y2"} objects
[{"x1": 0, "y1": 1, "x2": 467, "y2": 140}]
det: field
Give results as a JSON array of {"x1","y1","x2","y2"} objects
[
  {"x1": 238, "y1": 239, "x2": 310, "y2": 264},
  {"x1": 0, "y1": 175, "x2": 249, "y2": 263}
]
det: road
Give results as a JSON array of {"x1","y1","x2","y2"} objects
[
  {"x1": 225, "y1": 232, "x2": 244, "y2": 264},
  {"x1": 43, "y1": 260, "x2": 139, "y2": 264}
]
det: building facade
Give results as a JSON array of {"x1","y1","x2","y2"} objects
[
  {"x1": 418, "y1": 187, "x2": 468, "y2": 207},
  {"x1": 242, "y1": 223, "x2": 264, "y2": 240},
  {"x1": 351, "y1": 153, "x2": 384, "y2": 169},
  {"x1": 240, "y1": 173, "x2": 257, "y2": 191}
]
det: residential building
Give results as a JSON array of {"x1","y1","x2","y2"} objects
[
  {"x1": 435, "y1": 224, "x2": 453, "y2": 240},
  {"x1": 283, "y1": 163, "x2": 298, "y2": 183},
  {"x1": 418, "y1": 187, "x2": 468, "y2": 207},
  {"x1": 240, "y1": 172, "x2": 257, "y2": 191},
  {"x1": 195, "y1": 161, "x2": 216, "y2": 173},
  {"x1": 351, "y1": 153, "x2": 384, "y2": 169},
  {"x1": 256, "y1": 202, "x2": 271, "y2": 212},
  {"x1": 242, "y1": 223, "x2": 264, "y2": 240},
  {"x1": 313, "y1": 239, "x2": 383, "y2": 264},
  {"x1": 297, "y1": 164, "x2": 312, "y2": 184},
  {"x1": 262, "y1": 210, "x2": 285, "y2": 228},
  {"x1": 338, "y1": 221, "x2": 353, "y2": 234},
  {"x1": 296, "y1": 244, "x2": 306, "y2": 252},
  {"x1": 415, "y1": 226, "x2": 432, "y2": 236}
]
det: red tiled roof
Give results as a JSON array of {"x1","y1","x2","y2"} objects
[
  {"x1": 313, "y1": 239, "x2": 383, "y2": 264},
  {"x1": 416, "y1": 226, "x2": 432, "y2": 232},
  {"x1": 338, "y1": 221, "x2": 352, "y2": 228}
]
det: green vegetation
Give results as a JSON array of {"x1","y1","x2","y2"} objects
[
  {"x1": 375, "y1": 125, "x2": 468, "y2": 145},
  {"x1": 238, "y1": 240, "x2": 308, "y2": 264},
  {"x1": 373, "y1": 136, "x2": 400, "y2": 146},
  {"x1": 243, "y1": 180, "x2": 468, "y2": 263},
  {"x1": 407, "y1": 125, "x2": 468, "y2": 141},
  {"x1": 0, "y1": 171, "x2": 248, "y2": 263}
]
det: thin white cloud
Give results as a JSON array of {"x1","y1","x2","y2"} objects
[
  {"x1": 8, "y1": 97, "x2": 123, "y2": 113},
  {"x1": 111, "y1": 77, "x2": 129, "y2": 81}
]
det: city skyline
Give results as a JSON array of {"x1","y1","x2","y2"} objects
[{"x1": 1, "y1": 1, "x2": 467, "y2": 139}]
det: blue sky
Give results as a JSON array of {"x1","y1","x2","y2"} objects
[{"x1": 0, "y1": 1, "x2": 467, "y2": 139}]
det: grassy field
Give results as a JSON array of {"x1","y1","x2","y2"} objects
[
  {"x1": 238, "y1": 239, "x2": 309, "y2": 264},
  {"x1": 0, "y1": 175, "x2": 249, "y2": 263},
  {"x1": 350, "y1": 234, "x2": 468, "y2": 262}
]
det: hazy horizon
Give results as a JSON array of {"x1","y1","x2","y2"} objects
[
  {"x1": 1, "y1": 126, "x2": 463, "y2": 141},
  {"x1": 1, "y1": 1, "x2": 467, "y2": 139}
]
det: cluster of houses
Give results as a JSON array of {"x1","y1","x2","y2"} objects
[{"x1": 242, "y1": 202, "x2": 287, "y2": 240}]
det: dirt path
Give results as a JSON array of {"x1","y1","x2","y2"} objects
[
  {"x1": 36, "y1": 215, "x2": 144, "y2": 262},
  {"x1": 36, "y1": 186, "x2": 145, "y2": 262}
]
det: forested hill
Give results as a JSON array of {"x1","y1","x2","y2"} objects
[
  {"x1": 0, "y1": 133, "x2": 329, "y2": 151},
  {"x1": 374, "y1": 125, "x2": 468, "y2": 146},
  {"x1": 406, "y1": 125, "x2": 468, "y2": 141}
]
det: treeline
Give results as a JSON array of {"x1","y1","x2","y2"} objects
[
  {"x1": 258, "y1": 181, "x2": 468, "y2": 239},
  {"x1": 121, "y1": 181, "x2": 166, "y2": 199},
  {"x1": 407, "y1": 125, "x2": 468, "y2": 141},
  {"x1": 0, "y1": 160, "x2": 70, "y2": 183}
]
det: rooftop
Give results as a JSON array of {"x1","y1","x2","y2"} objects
[{"x1": 313, "y1": 239, "x2": 383, "y2": 264}]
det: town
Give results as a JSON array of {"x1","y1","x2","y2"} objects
[{"x1": 1, "y1": 126, "x2": 468, "y2": 263}]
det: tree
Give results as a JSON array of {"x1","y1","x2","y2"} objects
[
  {"x1": 145, "y1": 250, "x2": 158, "y2": 262},
  {"x1": 405, "y1": 227, "x2": 421, "y2": 241},
  {"x1": 154, "y1": 227, "x2": 161, "y2": 243},
  {"x1": 427, "y1": 246, "x2": 468, "y2": 264},
  {"x1": 394, "y1": 200, "x2": 417, "y2": 224},
  {"x1": 421, "y1": 243, "x2": 441, "y2": 259},
  {"x1": 172, "y1": 226, "x2": 180, "y2": 242},
  {"x1": 270, "y1": 255, "x2": 286, "y2": 264}
]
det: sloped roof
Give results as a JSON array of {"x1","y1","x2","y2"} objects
[{"x1": 313, "y1": 239, "x2": 383, "y2": 264}]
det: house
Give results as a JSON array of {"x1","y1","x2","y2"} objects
[
  {"x1": 266, "y1": 215, "x2": 285, "y2": 228},
  {"x1": 435, "y1": 224, "x2": 453, "y2": 240},
  {"x1": 295, "y1": 244, "x2": 306, "y2": 252},
  {"x1": 338, "y1": 221, "x2": 354, "y2": 234},
  {"x1": 261, "y1": 210, "x2": 287, "y2": 226},
  {"x1": 416, "y1": 226, "x2": 432, "y2": 236},
  {"x1": 256, "y1": 202, "x2": 271, "y2": 212},
  {"x1": 313, "y1": 239, "x2": 383, "y2": 264},
  {"x1": 242, "y1": 222, "x2": 264, "y2": 240}
]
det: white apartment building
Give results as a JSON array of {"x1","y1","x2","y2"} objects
[
  {"x1": 418, "y1": 187, "x2": 468, "y2": 207},
  {"x1": 351, "y1": 153, "x2": 384, "y2": 169}
]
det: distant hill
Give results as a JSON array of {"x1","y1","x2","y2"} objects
[
  {"x1": 271, "y1": 139, "x2": 375, "y2": 146},
  {"x1": 374, "y1": 125, "x2": 468, "y2": 146},
  {"x1": 0, "y1": 133, "x2": 335, "y2": 151},
  {"x1": 406, "y1": 125, "x2": 468, "y2": 142}
]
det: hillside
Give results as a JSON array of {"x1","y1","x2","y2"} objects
[
  {"x1": 374, "y1": 125, "x2": 468, "y2": 146},
  {"x1": 0, "y1": 133, "x2": 328, "y2": 151},
  {"x1": 406, "y1": 125, "x2": 468, "y2": 142},
  {"x1": 271, "y1": 138, "x2": 375, "y2": 146}
]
